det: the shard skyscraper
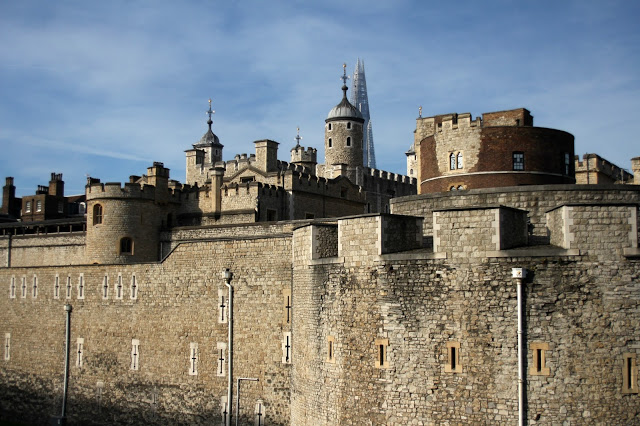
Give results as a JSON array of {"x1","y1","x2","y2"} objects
[{"x1": 350, "y1": 59, "x2": 377, "y2": 169}]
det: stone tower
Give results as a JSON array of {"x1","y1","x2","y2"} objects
[
  {"x1": 185, "y1": 99, "x2": 224, "y2": 186},
  {"x1": 324, "y1": 64, "x2": 364, "y2": 183},
  {"x1": 290, "y1": 127, "x2": 317, "y2": 174}
]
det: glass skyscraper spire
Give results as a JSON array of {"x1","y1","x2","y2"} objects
[{"x1": 350, "y1": 58, "x2": 377, "y2": 169}]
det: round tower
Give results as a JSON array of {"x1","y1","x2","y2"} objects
[
  {"x1": 85, "y1": 177, "x2": 167, "y2": 265},
  {"x1": 324, "y1": 64, "x2": 364, "y2": 182}
]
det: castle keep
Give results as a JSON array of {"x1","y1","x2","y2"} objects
[{"x1": 1, "y1": 66, "x2": 640, "y2": 425}]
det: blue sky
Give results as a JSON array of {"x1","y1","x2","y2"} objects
[{"x1": 1, "y1": 0, "x2": 639, "y2": 196}]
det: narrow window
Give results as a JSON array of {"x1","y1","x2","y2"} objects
[
  {"x1": 346, "y1": 136, "x2": 351, "y2": 147},
  {"x1": 529, "y1": 342, "x2": 550, "y2": 376},
  {"x1": 328, "y1": 138, "x2": 332, "y2": 148},
  {"x1": 327, "y1": 336, "x2": 336, "y2": 363},
  {"x1": 328, "y1": 123, "x2": 332, "y2": 131},
  {"x1": 116, "y1": 274, "x2": 123, "y2": 300},
  {"x1": 66, "y1": 276, "x2": 72, "y2": 299},
  {"x1": 449, "y1": 153, "x2": 456, "y2": 170},
  {"x1": 623, "y1": 353, "x2": 638, "y2": 394},
  {"x1": 120, "y1": 237, "x2": 133, "y2": 255},
  {"x1": 36, "y1": 200, "x2": 42, "y2": 212},
  {"x1": 216, "y1": 342, "x2": 227, "y2": 377},
  {"x1": 4, "y1": 333, "x2": 10, "y2": 361},
  {"x1": 25, "y1": 201, "x2": 32, "y2": 213},
  {"x1": 375, "y1": 338, "x2": 389, "y2": 369},
  {"x1": 564, "y1": 152, "x2": 571, "y2": 175},
  {"x1": 131, "y1": 339, "x2": 140, "y2": 371},
  {"x1": 102, "y1": 275, "x2": 109, "y2": 299},
  {"x1": 93, "y1": 204, "x2": 103, "y2": 225},
  {"x1": 255, "y1": 399, "x2": 265, "y2": 426},
  {"x1": 221, "y1": 396, "x2": 229, "y2": 426},
  {"x1": 58, "y1": 201, "x2": 64, "y2": 213},
  {"x1": 347, "y1": 122, "x2": 351, "y2": 129},
  {"x1": 54, "y1": 275, "x2": 60, "y2": 299},
  {"x1": 445, "y1": 341, "x2": 462, "y2": 373},
  {"x1": 513, "y1": 152, "x2": 525, "y2": 171},
  {"x1": 76, "y1": 338, "x2": 84, "y2": 368},
  {"x1": 457, "y1": 152, "x2": 463, "y2": 169},
  {"x1": 283, "y1": 288, "x2": 292, "y2": 325},
  {"x1": 218, "y1": 289, "x2": 227, "y2": 324},
  {"x1": 21, "y1": 277, "x2": 26, "y2": 298},
  {"x1": 77, "y1": 274, "x2": 84, "y2": 299},
  {"x1": 189, "y1": 343, "x2": 198, "y2": 375},
  {"x1": 130, "y1": 274, "x2": 137, "y2": 300},
  {"x1": 32, "y1": 275, "x2": 38, "y2": 298},
  {"x1": 10, "y1": 276, "x2": 16, "y2": 299},
  {"x1": 282, "y1": 332, "x2": 292, "y2": 364}
]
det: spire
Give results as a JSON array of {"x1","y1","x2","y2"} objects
[
  {"x1": 350, "y1": 58, "x2": 376, "y2": 168},
  {"x1": 206, "y1": 98, "x2": 215, "y2": 131},
  {"x1": 340, "y1": 63, "x2": 350, "y2": 99},
  {"x1": 294, "y1": 127, "x2": 302, "y2": 148}
]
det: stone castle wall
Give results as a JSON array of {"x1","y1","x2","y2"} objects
[
  {"x1": 1, "y1": 231, "x2": 294, "y2": 425},
  {"x1": 0, "y1": 233, "x2": 86, "y2": 268}
]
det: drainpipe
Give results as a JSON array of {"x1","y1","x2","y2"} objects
[
  {"x1": 224, "y1": 269, "x2": 233, "y2": 426},
  {"x1": 512, "y1": 268, "x2": 527, "y2": 426},
  {"x1": 62, "y1": 304, "x2": 73, "y2": 418}
]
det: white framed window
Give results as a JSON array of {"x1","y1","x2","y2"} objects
[
  {"x1": 21, "y1": 277, "x2": 26, "y2": 298},
  {"x1": 346, "y1": 136, "x2": 351, "y2": 147},
  {"x1": 216, "y1": 342, "x2": 227, "y2": 377},
  {"x1": 10, "y1": 276, "x2": 16, "y2": 299},
  {"x1": 445, "y1": 341, "x2": 462, "y2": 373},
  {"x1": 131, "y1": 339, "x2": 140, "y2": 371},
  {"x1": 449, "y1": 153, "x2": 456, "y2": 170},
  {"x1": 513, "y1": 152, "x2": 525, "y2": 171},
  {"x1": 32, "y1": 275, "x2": 38, "y2": 298},
  {"x1": 66, "y1": 276, "x2": 72, "y2": 299},
  {"x1": 76, "y1": 338, "x2": 84, "y2": 368},
  {"x1": 255, "y1": 399, "x2": 265, "y2": 426},
  {"x1": 130, "y1": 274, "x2": 137, "y2": 300},
  {"x1": 189, "y1": 342, "x2": 198, "y2": 376},
  {"x1": 4, "y1": 333, "x2": 10, "y2": 361},
  {"x1": 102, "y1": 275, "x2": 109, "y2": 300},
  {"x1": 77, "y1": 274, "x2": 85, "y2": 299},
  {"x1": 282, "y1": 332, "x2": 292, "y2": 364},
  {"x1": 456, "y1": 152, "x2": 463, "y2": 169},
  {"x1": 54, "y1": 275, "x2": 60, "y2": 299},
  {"x1": 35, "y1": 200, "x2": 42, "y2": 212},
  {"x1": 530, "y1": 342, "x2": 550, "y2": 376},
  {"x1": 25, "y1": 201, "x2": 32, "y2": 213},
  {"x1": 116, "y1": 273, "x2": 123, "y2": 300},
  {"x1": 218, "y1": 289, "x2": 227, "y2": 324},
  {"x1": 623, "y1": 353, "x2": 638, "y2": 394}
]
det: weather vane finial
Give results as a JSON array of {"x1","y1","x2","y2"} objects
[
  {"x1": 206, "y1": 98, "x2": 215, "y2": 131},
  {"x1": 419, "y1": 106, "x2": 422, "y2": 117},
  {"x1": 341, "y1": 63, "x2": 350, "y2": 86},
  {"x1": 294, "y1": 127, "x2": 302, "y2": 147}
]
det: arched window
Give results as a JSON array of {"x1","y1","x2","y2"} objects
[
  {"x1": 450, "y1": 153, "x2": 456, "y2": 170},
  {"x1": 93, "y1": 204, "x2": 103, "y2": 225},
  {"x1": 328, "y1": 138, "x2": 332, "y2": 148},
  {"x1": 457, "y1": 185, "x2": 464, "y2": 190},
  {"x1": 347, "y1": 122, "x2": 351, "y2": 129},
  {"x1": 328, "y1": 123, "x2": 332, "y2": 131},
  {"x1": 120, "y1": 237, "x2": 133, "y2": 255},
  {"x1": 346, "y1": 137, "x2": 351, "y2": 147},
  {"x1": 457, "y1": 152, "x2": 463, "y2": 169}
]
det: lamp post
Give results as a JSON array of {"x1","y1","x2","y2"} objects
[
  {"x1": 224, "y1": 269, "x2": 233, "y2": 426},
  {"x1": 235, "y1": 377, "x2": 259, "y2": 426}
]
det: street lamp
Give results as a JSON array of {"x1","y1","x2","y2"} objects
[{"x1": 223, "y1": 269, "x2": 233, "y2": 426}]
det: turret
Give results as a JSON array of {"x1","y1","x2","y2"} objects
[
  {"x1": 186, "y1": 99, "x2": 224, "y2": 186},
  {"x1": 290, "y1": 128, "x2": 317, "y2": 174},
  {"x1": 324, "y1": 63, "x2": 364, "y2": 182},
  {"x1": 632, "y1": 157, "x2": 640, "y2": 185}
]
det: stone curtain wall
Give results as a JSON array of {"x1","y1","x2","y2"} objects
[
  {"x1": 0, "y1": 234, "x2": 293, "y2": 425},
  {"x1": 391, "y1": 185, "x2": 640, "y2": 245},
  {"x1": 292, "y1": 214, "x2": 640, "y2": 424},
  {"x1": 0, "y1": 233, "x2": 86, "y2": 267}
]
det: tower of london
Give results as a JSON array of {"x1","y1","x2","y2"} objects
[{"x1": 1, "y1": 64, "x2": 640, "y2": 425}]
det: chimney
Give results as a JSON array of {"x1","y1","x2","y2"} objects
[{"x1": 49, "y1": 173, "x2": 64, "y2": 197}]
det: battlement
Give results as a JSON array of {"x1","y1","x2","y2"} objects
[
  {"x1": 365, "y1": 167, "x2": 416, "y2": 185},
  {"x1": 86, "y1": 182, "x2": 158, "y2": 201},
  {"x1": 290, "y1": 145, "x2": 318, "y2": 163},
  {"x1": 225, "y1": 154, "x2": 256, "y2": 172}
]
